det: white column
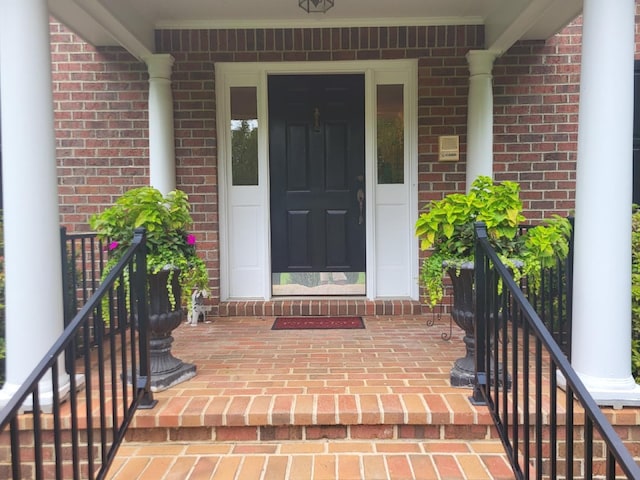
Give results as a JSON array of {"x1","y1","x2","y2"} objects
[
  {"x1": 465, "y1": 50, "x2": 496, "y2": 192},
  {"x1": 0, "y1": 0, "x2": 68, "y2": 406},
  {"x1": 145, "y1": 54, "x2": 176, "y2": 195},
  {"x1": 571, "y1": 0, "x2": 640, "y2": 407}
]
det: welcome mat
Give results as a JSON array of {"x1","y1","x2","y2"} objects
[{"x1": 272, "y1": 316, "x2": 365, "y2": 330}]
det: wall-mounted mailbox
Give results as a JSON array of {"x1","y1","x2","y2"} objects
[{"x1": 439, "y1": 135, "x2": 459, "y2": 162}]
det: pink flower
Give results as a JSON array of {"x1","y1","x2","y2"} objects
[
  {"x1": 186, "y1": 234, "x2": 196, "y2": 246},
  {"x1": 108, "y1": 241, "x2": 119, "y2": 251}
]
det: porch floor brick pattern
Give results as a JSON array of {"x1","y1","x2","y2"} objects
[
  {"x1": 103, "y1": 315, "x2": 520, "y2": 479},
  {"x1": 101, "y1": 314, "x2": 640, "y2": 479}
]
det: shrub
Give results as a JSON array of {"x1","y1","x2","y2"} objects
[{"x1": 631, "y1": 206, "x2": 640, "y2": 380}]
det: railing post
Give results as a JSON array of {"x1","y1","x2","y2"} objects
[
  {"x1": 60, "y1": 226, "x2": 77, "y2": 375},
  {"x1": 133, "y1": 228, "x2": 157, "y2": 409},
  {"x1": 471, "y1": 222, "x2": 488, "y2": 405},
  {"x1": 60, "y1": 227, "x2": 71, "y2": 326},
  {"x1": 566, "y1": 216, "x2": 574, "y2": 361}
]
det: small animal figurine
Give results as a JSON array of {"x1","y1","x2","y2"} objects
[{"x1": 187, "y1": 289, "x2": 210, "y2": 326}]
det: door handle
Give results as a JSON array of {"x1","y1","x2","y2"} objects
[{"x1": 357, "y1": 188, "x2": 365, "y2": 224}]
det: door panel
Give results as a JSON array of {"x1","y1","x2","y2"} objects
[
  {"x1": 286, "y1": 210, "x2": 311, "y2": 268},
  {"x1": 286, "y1": 124, "x2": 309, "y2": 190},
  {"x1": 326, "y1": 210, "x2": 348, "y2": 267},
  {"x1": 325, "y1": 123, "x2": 348, "y2": 189},
  {"x1": 269, "y1": 74, "x2": 365, "y2": 276}
]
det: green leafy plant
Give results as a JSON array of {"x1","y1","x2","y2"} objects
[
  {"x1": 89, "y1": 187, "x2": 209, "y2": 311},
  {"x1": 631, "y1": 205, "x2": 640, "y2": 381},
  {"x1": 415, "y1": 176, "x2": 571, "y2": 307}
]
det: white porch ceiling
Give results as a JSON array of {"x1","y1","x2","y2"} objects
[{"x1": 48, "y1": 0, "x2": 583, "y2": 60}]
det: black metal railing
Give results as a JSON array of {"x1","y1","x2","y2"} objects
[
  {"x1": 519, "y1": 219, "x2": 574, "y2": 359},
  {"x1": 473, "y1": 222, "x2": 640, "y2": 479},
  {"x1": 61, "y1": 228, "x2": 105, "y2": 323},
  {"x1": 61, "y1": 228, "x2": 107, "y2": 365},
  {"x1": 0, "y1": 228, "x2": 155, "y2": 480}
]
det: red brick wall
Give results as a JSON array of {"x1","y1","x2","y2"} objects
[
  {"x1": 493, "y1": 20, "x2": 582, "y2": 221},
  {"x1": 52, "y1": 21, "x2": 591, "y2": 223},
  {"x1": 51, "y1": 18, "x2": 608, "y2": 303},
  {"x1": 50, "y1": 21, "x2": 149, "y2": 232},
  {"x1": 153, "y1": 25, "x2": 485, "y2": 302}
]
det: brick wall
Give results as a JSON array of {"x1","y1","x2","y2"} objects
[
  {"x1": 154, "y1": 25, "x2": 485, "y2": 303},
  {"x1": 52, "y1": 17, "x2": 612, "y2": 304},
  {"x1": 51, "y1": 21, "x2": 149, "y2": 233},
  {"x1": 493, "y1": 20, "x2": 583, "y2": 221},
  {"x1": 52, "y1": 21, "x2": 591, "y2": 224}
]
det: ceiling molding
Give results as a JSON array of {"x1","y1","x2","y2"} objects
[
  {"x1": 47, "y1": 0, "x2": 583, "y2": 58},
  {"x1": 485, "y1": 0, "x2": 582, "y2": 55},
  {"x1": 154, "y1": 16, "x2": 485, "y2": 31},
  {"x1": 50, "y1": 0, "x2": 155, "y2": 59},
  {"x1": 49, "y1": 0, "x2": 118, "y2": 46},
  {"x1": 73, "y1": 0, "x2": 155, "y2": 59}
]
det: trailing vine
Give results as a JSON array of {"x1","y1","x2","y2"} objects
[
  {"x1": 90, "y1": 187, "x2": 210, "y2": 319},
  {"x1": 415, "y1": 176, "x2": 571, "y2": 307}
]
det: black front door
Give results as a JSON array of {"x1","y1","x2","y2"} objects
[{"x1": 269, "y1": 74, "x2": 365, "y2": 277}]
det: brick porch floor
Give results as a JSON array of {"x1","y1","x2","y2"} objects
[{"x1": 105, "y1": 314, "x2": 521, "y2": 479}]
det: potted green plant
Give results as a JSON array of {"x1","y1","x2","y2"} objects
[
  {"x1": 90, "y1": 186, "x2": 209, "y2": 391},
  {"x1": 415, "y1": 176, "x2": 571, "y2": 386}
]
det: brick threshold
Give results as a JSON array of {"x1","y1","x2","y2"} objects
[{"x1": 216, "y1": 298, "x2": 427, "y2": 317}]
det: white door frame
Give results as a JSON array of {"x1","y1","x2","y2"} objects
[{"x1": 216, "y1": 59, "x2": 418, "y2": 301}]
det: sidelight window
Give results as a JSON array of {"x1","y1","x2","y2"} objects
[
  {"x1": 376, "y1": 84, "x2": 404, "y2": 184},
  {"x1": 230, "y1": 86, "x2": 258, "y2": 186}
]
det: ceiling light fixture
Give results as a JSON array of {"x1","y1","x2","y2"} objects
[{"x1": 299, "y1": 0, "x2": 334, "y2": 14}]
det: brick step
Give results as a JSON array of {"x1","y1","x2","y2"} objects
[
  {"x1": 130, "y1": 392, "x2": 492, "y2": 426},
  {"x1": 107, "y1": 439, "x2": 515, "y2": 480},
  {"x1": 124, "y1": 423, "x2": 499, "y2": 444},
  {"x1": 124, "y1": 391, "x2": 499, "y2": 446},
  {"x1": 127, "y1": 391, "x2": 496, "y2": 442}
]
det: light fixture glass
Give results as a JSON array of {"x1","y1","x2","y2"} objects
[{"x1": 299, "y1": 0, "x2": 334, "y2": 14}]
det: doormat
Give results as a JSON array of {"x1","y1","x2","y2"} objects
[{"x1": 272, "y1": 316, "x2": 365, "y2": 330}]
